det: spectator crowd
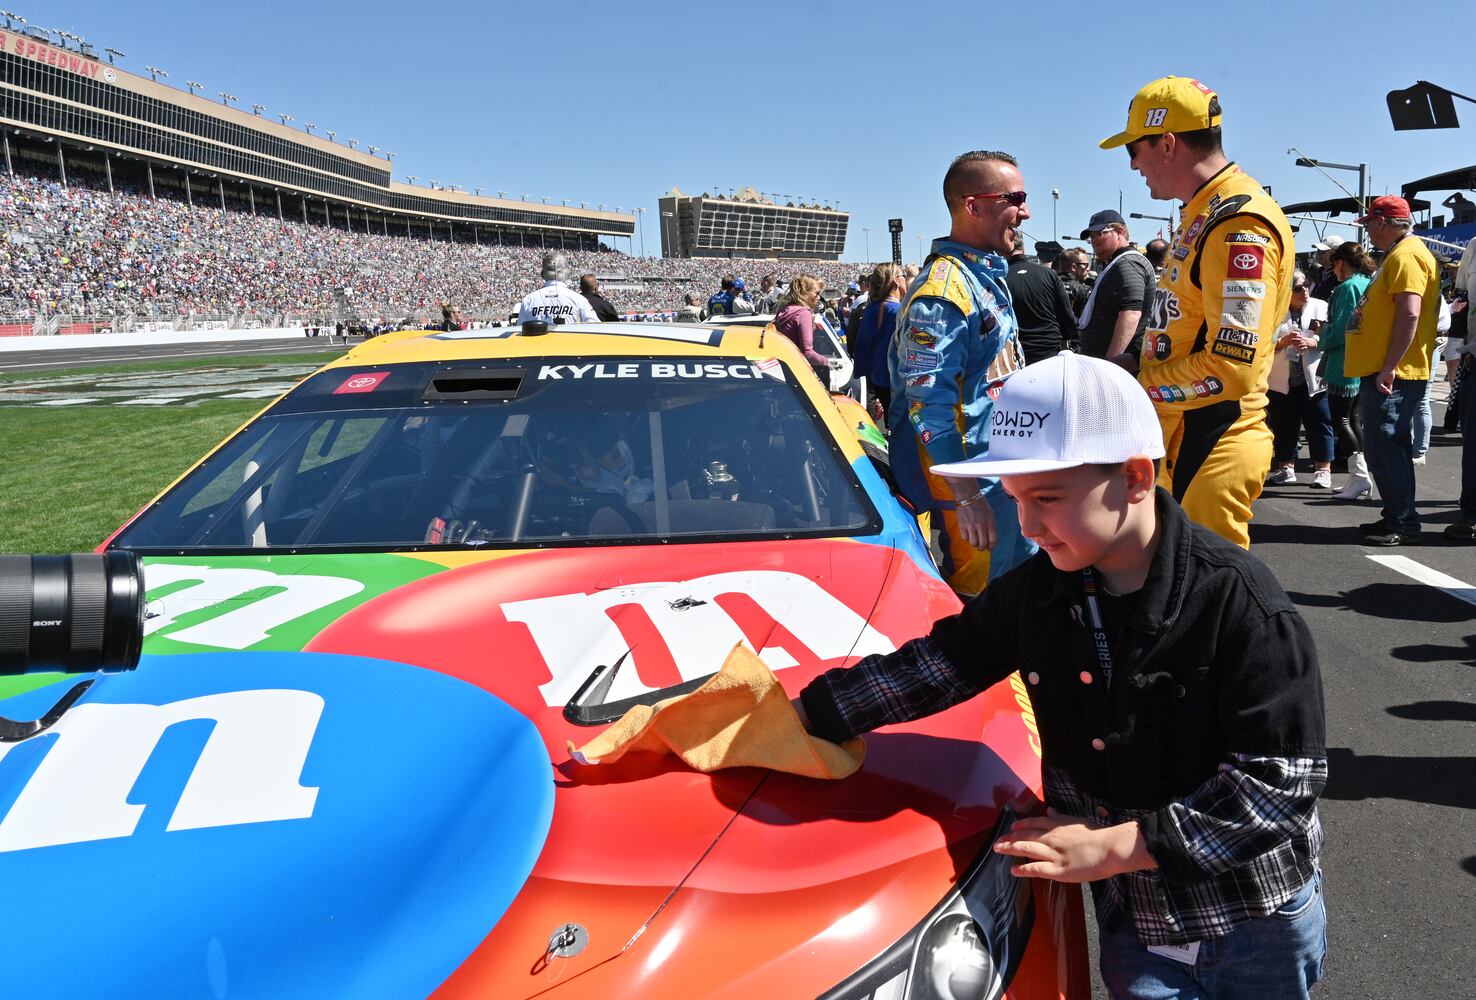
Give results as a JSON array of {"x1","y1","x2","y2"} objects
[{"x1": 0, "y1": 171, "x2": 860, "y2": 325}]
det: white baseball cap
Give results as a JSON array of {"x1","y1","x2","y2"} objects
[{"x1": 932, "y1": 351, "x2": 1165, "y2": 478}]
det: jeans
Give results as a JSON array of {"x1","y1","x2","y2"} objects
[
  {"x1": 1411, "y1": 366, "x2": 1438, "y2": 458},
  {"x1": 1461, "y1": 361, "x2": 1476, "y2": 520},
  {"x1": 1360, "y1": 378, "x2": 1427, "y2": 534},
  {"x1": 1267, "y1": 386, "x2": 1335, "y2": 464},
  {"x1": 1098, "y1": 872, "x2": 1327, "y2": 1000}
]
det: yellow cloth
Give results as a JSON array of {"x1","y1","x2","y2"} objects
[{"x1": 567, "y1": 643, "x2": 865, "y2": 779}]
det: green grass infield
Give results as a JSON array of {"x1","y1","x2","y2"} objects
[{"x1": 1, "y1": 351, "x2": 335, "y2": 553}]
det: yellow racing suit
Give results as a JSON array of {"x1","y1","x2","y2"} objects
[{"x1": 1137, "y1": 164, "x2": 1294, "y2": 549}]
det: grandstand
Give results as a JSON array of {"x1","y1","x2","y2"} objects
[
  {"x1": 0, "y1": 24, "x2": 634, "y2": 249},
  {"x1": 0, "y1": 172, "x2": 864, "y2": 332},
  {"x1": 0, "y1": 23, "x2": 868, "y2": 332},
  {"x1": 658, "y1": 187, "x2": 849, "y2": 260}
]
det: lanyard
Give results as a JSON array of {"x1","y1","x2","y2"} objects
[{"x1": 1081, "y1": 568, "x2": 1114, "y2": 684}]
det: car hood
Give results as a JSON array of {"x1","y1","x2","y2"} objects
[{"x1": 0, "y1": 539, "x2": 984, "y2": 997}]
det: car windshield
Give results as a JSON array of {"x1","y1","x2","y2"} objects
[{"x1": 111, "y1": 357, "x2": 879, "y2": 552}]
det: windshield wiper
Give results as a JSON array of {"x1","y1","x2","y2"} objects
[{"x1": 562, "y1": 648, "x2": 715, "y2": 727}]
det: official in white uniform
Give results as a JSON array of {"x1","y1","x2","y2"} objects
[{"x1": 517, "y1": 251, "x2": 601, "y2": 326}]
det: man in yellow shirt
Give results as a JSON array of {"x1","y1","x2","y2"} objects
[{"x1": 1343, "y1": 196, "x2": 1441, "y2": 545}]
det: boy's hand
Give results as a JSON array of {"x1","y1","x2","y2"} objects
[{"x1": 994, "y1": 809, "x2": 1157, "y2": 883}]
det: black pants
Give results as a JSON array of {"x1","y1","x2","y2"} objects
[
  {"x1": 872, "y1": 386, "x2": 891, "y2": 417},
  {"x1": 1329, "y1": 390, "x2": 1362, "y2": 457}
]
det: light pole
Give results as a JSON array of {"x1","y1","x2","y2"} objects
[
  {"x1": 1051, "y1": 189, "x2": 1060, "y2": 242},
  {"x1": 916, "y1": 235, "x2": 923, "y2": 262},
  {"x1": 185, "y1": 80, "x2": 203, "y2": 96},
  {"x1": 104, "y1": 47, "x2": 125, "y2": 64},
  {"x1": 862, "y1": 226, "x2": 870, "y2": 262},
  {"x1": 1289, "y1": 147, "x2": 1368, "y2": 243},
  {"x1": 1129, "y1": 211, "x2": 1175, "y2": 247},
  {"x1": 145, "y1": 65, "x2": 167, "y2": 82},
  {"x1": 635, "y1": 207, "x2": 646, "y2": 257},
  {"x1": 250, "y1": 103, "x2": 266, "y2": 117}
]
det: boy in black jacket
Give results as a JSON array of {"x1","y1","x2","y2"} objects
[{"x1": 798, "y1": 352, "x2": 1328, "y2": 999}]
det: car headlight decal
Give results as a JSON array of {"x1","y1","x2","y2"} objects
[{"x1": 818, "y1": 807, "x2": 1034, "y2": 1000}]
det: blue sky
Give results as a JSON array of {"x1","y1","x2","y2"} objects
[{"x1": 39, "y1": 1, "x2": 1476, "y2": 260}]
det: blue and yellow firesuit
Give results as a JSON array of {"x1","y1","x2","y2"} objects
[{"x1": 887, "y1": 238, "x2": 1034, "y2": 595}]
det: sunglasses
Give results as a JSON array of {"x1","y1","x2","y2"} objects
[{"x1": 966, "y1": 191, "x2": 1029, "y2": 208}]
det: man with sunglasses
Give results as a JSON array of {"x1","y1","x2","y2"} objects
[
  {"x1": 1101, "y1": 77, "x2": 1294, "y2": 549},
  {"x1": 888, "y1": 150, "x2": 1034, "y2": 596}
]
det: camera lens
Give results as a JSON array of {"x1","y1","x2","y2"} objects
[{"x1": 0, "y1": 553, "x2": 146, "y2": 675}]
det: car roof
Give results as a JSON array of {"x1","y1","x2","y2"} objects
[{"x1": 327, "y1": 323, "x2": 791, "y2": 370}]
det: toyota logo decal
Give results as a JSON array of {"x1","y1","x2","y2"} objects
[{"x1": 1232, "y1": 253, "x2": 1259, "y2": 270}]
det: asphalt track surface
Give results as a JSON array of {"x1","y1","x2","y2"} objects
[
  {"x1": 0, "y1": 334, "x2": 351, "y2": 374},
  {"x1": 8, "y1": 338, "x2": 1471, "y2": 995},
  {"x1": 1086, "y1": 385, "x2": 1474, "y2": 999}
]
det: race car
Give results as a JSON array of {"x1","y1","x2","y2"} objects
[{"x1": 0, "y1": 322, "x2": 1087, "y2": 998}]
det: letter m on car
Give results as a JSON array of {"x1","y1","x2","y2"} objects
[{"x1": 0, "y1": 689, "x2": 323, "y2": 852}]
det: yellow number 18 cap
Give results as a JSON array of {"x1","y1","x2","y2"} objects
[{"x1": 1099, "y1": 76, "x2": 1221, "y2": 149}]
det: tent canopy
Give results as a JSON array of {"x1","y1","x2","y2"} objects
[
  {"x1": 1282, "y1": 195, "x2": 1430, "y2": 216},
  {"x1": 1401, "y1": 165, "x2": 1476, "y2": 198}
]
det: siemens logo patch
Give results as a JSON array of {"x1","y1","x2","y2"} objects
[{"x1": 1222, "y1": 281, "x2": 1266, "y2": 299}]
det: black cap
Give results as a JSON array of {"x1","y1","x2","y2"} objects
[{"x1": 1080, "y1": 210, "x2": 1125, "y2": 239}]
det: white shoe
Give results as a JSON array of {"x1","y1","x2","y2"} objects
[
  {"x1": 1267, "y1": 467, "x2": 1297, "y2": 485},
  {"x1": 1311, "y1": 469, "x2": 1333, "y2": 489},
  {"x1": 1412, "y1": 455, "x2": 1427, "y2": 466},
  {"x1": 1334, "y1": 453, "x2": 1374, "y2": 500}
]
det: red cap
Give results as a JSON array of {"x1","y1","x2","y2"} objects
[{"x1": 1356, "y1": 196, "x2": 1412, "y2": 223}]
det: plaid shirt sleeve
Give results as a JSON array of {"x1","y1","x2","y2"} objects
[
  {"x1": 798, "y1": 636, "x2": 987, "y2": 744},
  {"x1": 1139, "y1": 753, "x2": 1328, "y2": 883}
]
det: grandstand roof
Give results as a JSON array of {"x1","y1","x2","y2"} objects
[{"x1": 0, "y1": 26, "x2": 633, "y2": 238}]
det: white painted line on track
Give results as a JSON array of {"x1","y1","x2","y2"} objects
[
  {"x1": 1365, "y1": 554, "x2": 1476, "y2": 608},
  {"x1": 0, "y1": 344, "x2": 339, "y2": 371}
]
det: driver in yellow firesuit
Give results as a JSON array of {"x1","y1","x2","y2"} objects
[{"x1": 1100, "y1": 77, "x2": 1294, "y2": 549}]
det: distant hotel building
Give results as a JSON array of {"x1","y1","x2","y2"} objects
[{"x1": 657, "y1": 186, "x2": 848, "y2": 260}]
